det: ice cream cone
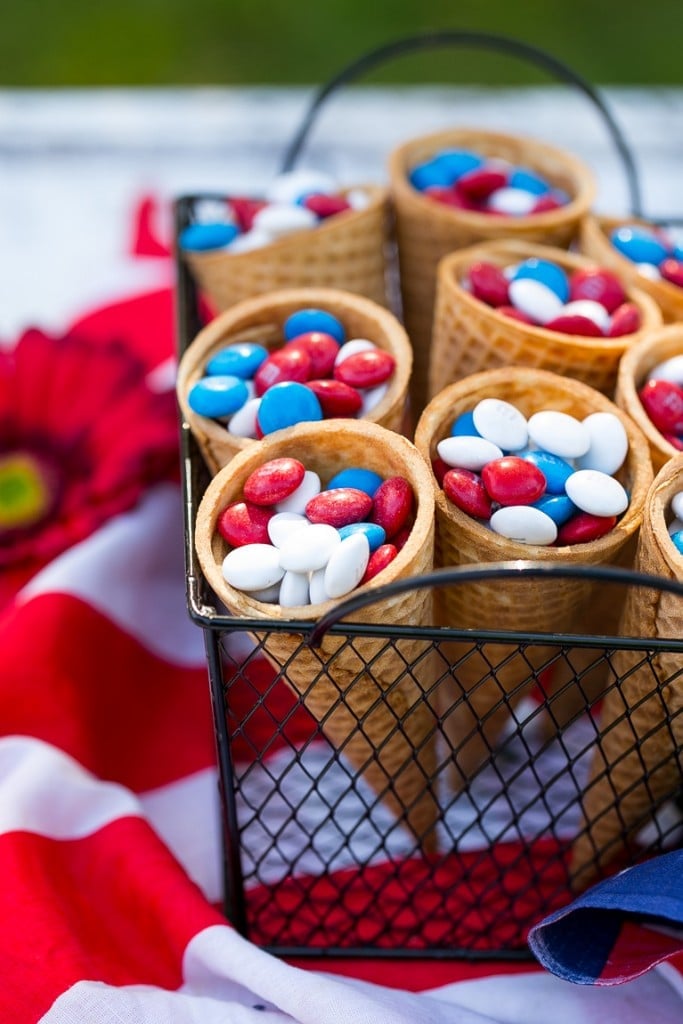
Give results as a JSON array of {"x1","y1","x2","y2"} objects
[
  {"x1": 615, "y1": 323, "x2": 683, "y2": 473},
  {"x1": 183, "y1": 185, "x2": 391, "y2": 315},
  {"x1": 571, "y1": 453, "x2": 683, "y2": 887},
  {"x1": 414, "y1": 367, "x2": 653, "y2": 788},
  {"x1": 177, "y1": 287, "x2": 413, "y2": 474},
  {"x1": 388, "y1": 128, "x2": 596, "y2": 415},
  {"x1": 429, "y1": 240, "x2": 661, "y2": 400},
  {"x1": 194, "y1": 419, "x2": 440, "y2": 849},
  {"x1": 580, "y1": 215, "x2": 683, "y2": 323}
]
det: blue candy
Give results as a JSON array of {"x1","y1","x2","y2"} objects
[
  {"x1": 338, "y1": 521, "x2": 387, "y2": 551},
  {"x1": 432, "y1": 149, "x2": 483, "y2": 182},
  {"x1": 533, "y1": 493, "x2": 577, "y2": 527},
  {"x1": 188, "y1": 375, "x2": 249, "y2": 418},
  {"x1": 670, "y1": 530, "x2": 683, "y2": 556},
  {"x1": 283, "y1": 308, "x2": 345, "y2": 344},
  {"x1": 523, "y1": 450, "x2": 574, "y2": 494},
  {"x1": 205, "y1": 342, "x2": 268, "y2": 379},
  {"x1": 256, "y1": 381, "x2": 323, "y2": 434},
  {"x1": 508, "y1": 167, "x2": 551, "y2": 196},
  {"x1": 511, "y1": 257, "x2": 570, "y2": 303},
  {"x1": 326, "y1": 467, "x2": 383, "y2": 496},
  {"x1": 408, "y1": 158, "x2": 455, "y2": 191},
  {"x1": 179, "y1": 222, "x2": 239, "y2": 252},
  {"x1": 450, "y1": 410, "x2": 482, "y2": 437},
  {"x1": 611, "y1": 226, "x2": 670, "y2": 267}
]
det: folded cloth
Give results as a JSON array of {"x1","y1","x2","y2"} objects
[{"x1": 528, "y1": 849, "x2": 683, "y2": 985}]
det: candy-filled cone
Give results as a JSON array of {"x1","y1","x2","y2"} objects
[
  {"x1": 615, "y1": 323, "x2": 683, "y2": 473},
  {"x1": 429, "y1": 240, "x2": 661, "y2": 400},
  {"x1": 414, "y1": 367, "x2": 653, "y2": 788},
  {"x1": 388, "y1": 128, "x2": 596, "y2": 414},
  {"x1": 195, "y1": 419, "x2": 440, "y2": 850},
  {"x1": 571, "y1": 454, "x2": 683, "y2": 888},
  {"x1": 182, "y1": 185, "x2": 391, "y2": 315},
  {"x1": 177, "y1": 286, "x2": 413, "y2": 474},
  {"x1": 581, "y1": 215, "x2": 683, "y2": 323}
]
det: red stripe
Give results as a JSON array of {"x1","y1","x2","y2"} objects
[
  {"x1": 285, "y1": 955, "x2": 542, "y2": 991},
  {"x1": 0, "y1": 821, "x2": 224, "y2": 1022},
  {"x1": 600, "y1": 920, "x2": 683, "y2": 983}
]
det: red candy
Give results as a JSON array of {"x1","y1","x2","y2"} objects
[
  {"x1": 531, "y1": 194, "x2": 563, "y2": 214},
  {"x1": 607, "y1": 302, "x2": 641, "y2": 337},
  {"x1": 305, "y1": 487, "x2": 372, "y2": 527},
  {"x1": 229, "y1": 196, "x2": 268, "y2": 231},
  {"x1": 286, "y1": 331, "x2": 339, "y2": 377},
  {"x1": 456, "y1": 167, "x2": 508, "y2": 201},
  {"x1": 557, "y1": 512, "x2": 617, "y2": 545},
  {"x1": 481, "y1": 457, "x2": 546, "y2": 506},
  {"x1": 661, "y1": 258, "x2": 683, "y2": 288},
  {"x1": 217, "y1": 501, "x2": 274, "y2": 547},
  {"x1": 425, "y1": 185, "x2": 479, "y2": 210},
  {"x1": 302, "y1": 193, "x2": 351, "y2": 218},
  {"x1": 254, "y1": 347, "x2": 311, "y2": 396},
  {"x1": 569, "y1": 267, "x2": 626, "y2": 313},
  {"x1": 431, "y1": 456, "x2": 450, "y2": 487},
  {"x1": 391, "y1": 524, "x2": 412, "y2": 551},
  {"x1": 334, "y1": 349, "x2": 396, "y2": 389},
  {"x1": 639, "y1": 378, "x2": 683, "y2": 434},
  {"x1": 243, "y1": 457, "x2": 305, "y2": 505},
  {"x1": 361, "y1": 543, "x2": 398, "y2": 583},
  {"x1": 306, "y1": 379, "x2": 363, "y2": 417},
  {"x1": 664, "y1": 433, "x2": 683, "y2": 451},
  {"x1": 543, "y1": 314, "x2": 604, "y2": 337},
  {"x1": 370, "y1": 476, "x2": 414, "y2": 538},
  {"x1": 442, "y1": 468, "x2": 492, "y2": 519},
  {"x1": 468, "y1": 261, "x2": 509, "y2": 307},
  {"x1": 496, "y1": 304, "x2": 536, "y2": 325}
]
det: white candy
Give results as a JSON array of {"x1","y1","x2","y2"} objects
[
  {"x1": 527, "y1": 410, "x2": 591, "y2": 459},
  {"x1": 228, "y1": 396, "x2": 261, "y2": 438},
  {"x1": 577, "y1": 412, "x2": 629, "y2": 475},
  {"x1": 194, "y1": 198, "x2": 236, "y2": 224},
  {"x1": 248, "y1": 581, "x2": 282, "y2": 603},
  {"x1": 668, "y1": 516, "x2": 683, "y2": 537},
  {"x1": 334, "y1": 338, "x2": 376, "y2": 365},
  {"x1": 489, "y1": 505, "x2": 558, "y2": 545},
  {"x1": 486, "y1": 187, "x2": 537, "y2": 216},
  {"x1": 437, "y1": 435, "x2": 504, "y2": 471},
  {"x1": 636, "y1": 262, "x2": 662, "y2": 280},
  {"x1": 324, "y1": 533, "x2": 370, "y2": 599},
  {"x1": 222, "y1": 544, "x2": 284, "y2": 591},
  {"x1": 671, "y1": 490, "x2": 683, "y2": 521},
  {"x1": 565, "y1": 469, "x2": 629, "y2": 517},
  {"x1": 227, "y1": 229, "x2": 272, "y2": 253},
  {"x1": 508, "y1": 278, "x2": 564, "y2": 324},
  {"x1": 279, "y1": 523, "x2": 341, "y2": 573},
  {"x1": 472, "y1": 398, "x2": 528, "y2": 451},
  {"x1": 560, "y1": 299, "x2": 610, "y2": 332},
  {"x1": 360, "y1": 382, "x2": 389, "y2": 415},
  {"x1": 345, "y1": 187, "x2": 371, "y2": 210},
  {"x1": 252, "y1": 203, "x2": 318, "y2": 238},
  {"x1": 648, "y1": 355, "x2": 683, "y2": 385},
  {"x1": 278, "y1": 570, "x2": 311, "y2": 608},
  {"x1": 265, "y1": 169, "x2": 339, "y2": 204},
  {"x1": 275, "y1": 470, "x2": 321, "y2": 515},
  {"x1": 267, "y1": 512, "x2": 309, "y2": 548},
  {"x1": 308, "y1": 567, "x2": 328, "y2": 605}
]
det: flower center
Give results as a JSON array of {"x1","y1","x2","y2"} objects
[{"x1": 0, "y1": 452, "x2": 53, "y2": 530}]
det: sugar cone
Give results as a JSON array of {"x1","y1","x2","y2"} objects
[
  {"x1": 571, "y1": 453, "x2": 683, "y2": 888},
  {"x1": 182, "y1": 185, "x2": 391, "y2": 314},
  {"x1": 414, "y1": 367, "x2": 653, "y2": 788},
  {"x1": 388, "y1": 128, "x2": 596, "y2": 415},
  {"x1": 177, "y1": 287, "x2": 413, "y2": 474},
  {"x1": 429, "y1": 240, "x2": 661, "y2": 400},
  {"x1": 195, "y1": 419, "x2": 440, "y2": 850},
  {"x1": 580, "y1": 215, "x2": 683, "y2": 323},
  {"x1": 615, "y1": 323, "x2": 683, "y2": 473}
]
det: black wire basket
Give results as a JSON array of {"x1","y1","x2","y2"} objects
[{"x1": 175, "y1": 32, "x2": 683, "y2": 959}]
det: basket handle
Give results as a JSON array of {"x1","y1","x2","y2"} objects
[
  {"x1": 279, "y1": 29, "x2": 643, "y2": 217},
  {"x1": 306, "y1": 560, "x2": 683, "y2": 646}
]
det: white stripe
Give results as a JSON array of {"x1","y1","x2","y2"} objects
[
  {"x1": 0, "y1": 735, "x2": 141, "y2": 839},
  {"x1": 18, "y1": 484, "x2": 206, "y2": 668}
]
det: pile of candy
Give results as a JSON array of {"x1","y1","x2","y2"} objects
[
  {"x1": 179, "y1": 170, "x2": 369, "y2": 255},
  {"x1": 463, "y1": 256, "x2": 640, "y2": 338},
  {"x1": 188, "y1": 307, "x2": 396, "y2": 437},
  {"x1": 218, "y1": 458, "x2": 415, "y2": 605},
  {"x1": 638, "y1": 353, "x2": 683, "y2": 450},
  {"x1": 610, "y1": 224, "x2": 683, "y2": 288},
  {"x1": 432, "y1": 398, "x2": 630, "y2": 545},
  {"x1": 408, "y1": 148, "x2": 570, "y2": 217},
  {"x1": 667, "y1": 489, "x2": 683, "y2": 556}
]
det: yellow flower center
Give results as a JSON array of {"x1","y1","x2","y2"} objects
[{"x1": 0, "y1": 453, "x2": 51, "y2": 530}]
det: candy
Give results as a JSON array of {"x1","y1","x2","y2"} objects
[
  {"x1": 638, "y1": 379, "x2": 683, "y2": 435},
  {"x1": 267, "y1": 512, "x2": 309, "y2": 548},
  {"x1": 265, "y1": 169, "x2": 339, "y2": 204},
  {"x1": 327, "y1": 467, "x2": 383, "y2": 496},
  {"x1": 338, "y1": 521, "x2": 386, "y2": 551},
  {"x1": 334, "y1": 338, "x2": 376, "y2": 365},
  {"x1": 564, "y1": 469, "x2": 629, "y2": 517},
  {"x1": 661, "y1": 258, "x2": 683, "y2": 288},
  {"x1": 228, "y1": 397, "x2": 261, "y2": 439},
  {"x1": 252, "y1": 203, "x2": 318, "y2": 237},
  {"x1": 527, "y1": 410, "x2": 590, "y2": 459},
  {"x1": 468, "y1": 261, "x2": 510, "y2": 307},
  {"x1": 278, "y1": 522, "x2": 341, "y2": 572},
  {"x1": 302, "y1": 193, "x2": 351, "y2": 218},
  {"x1": 437, "y1": 435, "x2": 504, "y2": 471},
  {"x1": 522, "y1": 450, "x2": 574, "y2": 493},
  {"x1": 543, "y1": 314, "x2": 604, "y2": 337},
  {"x1": 217, "y1": 501, "x2": 274, "y2": 547},
  {"x1": 222, "y1": 543, "x2": 285, "y2": 591},
  {"x1": 334, "y1": 349, "x2": 396, "y2": 388},
  {"x1": 607, "y1": 302, "x2": 641, "y2": 337},
  {"x1": 611, "y1": 225, "x2": 670, "y2": 266},
  {"x1": 511, "y1": 258, "x2": 570, "y2": 303},
  {"x1": 558, "y1": 299, "x2": 611, "y2": 332},
  {"x1": 486, "y1": 187, "x2": 537, "y2": 216},
  {"x1": 670, "y1": 530, "x2": 683, "y2": 556},
  {"x1": 188, "y1": 375, "x2": 249, "y2": 418},
  {"x1": 274, "y1": 470, "x2": 321, "y2": 515},
  {"x1": 507, "y1": 278, "x2": 564, "y2": 325},
  {"x1": 489, "y1": 505, "x2": 558, "y2": 545},
  {"x1": 359, "y1": 383, "x2": 390, "y2": 415},
  {"x1": 243, "y1": 457, "x2": 305, "y2": 505},
  {"x1": 508, "y1": 168, "x2": 551, "y2": 196},
  {"x1": 472, "y1": 398, "x2": 528, "y2": 451},
  {"x1": 569, "y1": 267, "x2": 625, "y2": 313},
  {"x1": 324, "y1": 533, "x2": 371, "y2": 599},
  {"x1": 648, "y1": 355, "x2": 683, "y2": 384},
  {"x1": 205, "y1": 342, "x2": 268, "y2": 379},
  {"x1": 456, "y1": 166, "x2": 508, "y2": 201},
  {"x1": 450, "y1": 410, "x2": 481, "y2": 437},
  {"x1": 286, "y1": 332, "x2": 339, "y2": 377},
  {"x1": 442, "y1": 468, "x2": 492, "y2": 519},
  {"x1": 179, "y1": 222, "x2": 239, "y2": 251},
  {"x1": 533, "y1": 493, "x2": 576, "y2": 526},
  {"x1": 279, "y1": 570, "x2": 311, "y2": 608},
  {"x1": 305, "y1": 487, "x2": 373, "y2": 528},
  {"x1": 254, "y1": 347, "x2": 312, "y2": 396},
  {"x1": 283, "y1": 308, "x2": 345, "y2": 344},
  {"x1": 482, "y1": 456, "x2": 546, "y2": 506},
  {"x1": 557, "y1": 512, "x2": 617, "y2": 545},
  {"x1": 672, "y1": 491, "x2": 683, "y2": 520},
  {"x1": 305, "y1": 379, "x2": 363, "y2": 417},
  {"x1": 370, "y1": 476, "x2": 414, "y2": 538},
  {"x1": 257, "y1": 381, "x2": 323, "y2": 435},
  {"x1": 576, "y1": 413, "x2": 628, "y2": 475},
  {"x1": 361, "y1": 543, "x2": 398, "y2": 583}
]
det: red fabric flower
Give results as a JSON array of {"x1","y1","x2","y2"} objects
[{"x1": 0, "y1": 328, "x2": 179, "y2": 569}]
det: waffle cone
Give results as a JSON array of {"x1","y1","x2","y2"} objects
[
  {"x1": 581, "y1": 215, "x2": 683, "y2": 323},
  {"x1": 615, "y1": 323, "x2": 683, "y2": 473},
  {"x1": 571, "y1": 454, "x2": 683, "y2": 887},
  {"x1": 429, "y1": 240, "x2": 661, "y2": 400},
  {"x1": 183, "y1": 185, "x2": 390, "y2": 314},
  {"x1": 388, "y1": 128, "x2": 596, "y2": 415},
  {"x1": 177, "y1": 287, "x2": 413, "y2": 474},
  {"x1": 414, "y1": 367, "x2": 653, "y2": 786},
  {"x1": 195, "y1": 419, "x2": 440, "y2": 849}
]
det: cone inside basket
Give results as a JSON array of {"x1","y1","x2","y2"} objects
[
  {"x1": 580, "y1": 214, "x2": 683, "y2": 323},
  {"x1": 388, "y1": 127, "x2": 596, "y2": 415},
  {"x1": 194, "y1": 419, "x2": 440, "y2": 850},
  {"x1": 615, "y1": 323, "x2": 683, "y2": 473},
  {"x1": 413, "y1": 366, "x2": 653, "y2": 789},
  {"x1": 571, "y1": 453, "x2": 683, "y2": 888},
  {"x1": 182, "y1": 184, "x2": 391, "y2": 316},
  {"x1": 429, "y1": 239, "x2": 662, "y2": 400},
  {"x1": 177, "y1": 287, "x2": 413, "y2": 474}
]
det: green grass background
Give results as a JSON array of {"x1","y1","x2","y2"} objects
[{"x1": 2, "y1": 2, "x2": 681, "y2": 87}]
